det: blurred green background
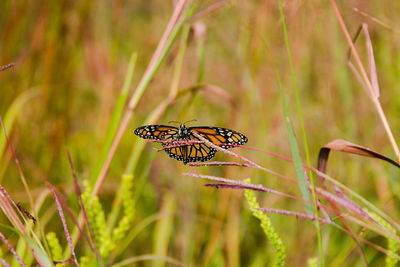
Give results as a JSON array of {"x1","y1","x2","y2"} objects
[{"x1": 1, "y1": 0, "x2": 400, "y2": 266}]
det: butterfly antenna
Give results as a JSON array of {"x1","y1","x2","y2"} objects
[{"x1": 183, "y1": 119, "x2": 197, "y2": 125}]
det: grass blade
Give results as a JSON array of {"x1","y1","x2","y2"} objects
[{"x1": 89, "y1": 52, "x2": 137, "y2": 184}]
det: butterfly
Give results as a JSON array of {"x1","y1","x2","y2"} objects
[{"x1": 134, "y1": 123, "x2": 248, "y2": 164}]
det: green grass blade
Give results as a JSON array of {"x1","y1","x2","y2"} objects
[
  {"x1": 279, "y1": 87, "x2": 313, "y2": 215},
  {"x1": 276, "y1": 0, "x2": 314, "y2": 216},
  {"x1": 152, "y1": 193, "x2": 176, "y2": 267},
  {"x1": 0, "y1": 223, "x2": 52, "y2": 267},
  {"x1": 0, "y1": 89, "x2": 40, "y2": 163},
  {"x1": 89, "y1": 52, "x2": 137, "y2": 184},
  {"x1": 277, "y1": 0, "x2": 323, "y2": 265},
  {"x1": 107, "y1": 19, "x2": 192, "y2": 237}
]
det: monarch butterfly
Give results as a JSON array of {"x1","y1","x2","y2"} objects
[{"x1": 134, "y1": 123, "x2": 248, "y2": 164}]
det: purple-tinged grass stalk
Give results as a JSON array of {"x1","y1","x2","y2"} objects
[
  {"x1": 92, "y1": 0, "x2": 190, "y2": 197},
  {"x1": 0, "y1": 185, "x2": 26, "y2": 233},
  {"x1": 105, "y1": 6, "x2": 228, "y2": 247},
  {"x1": 44, "y1": 179, "x2": 101, "y2": 262},
  {"x1": 0, "y1": 116, "x2": 51, "y2": 266},
  {"x1": 196, "y1": 176, "x2": 333, "y2": 222},
  {"x1": 201, "y1": 174, "x2": 400, "y2": 258},
  {"x1": 46, "y1": 182, "x2": 79, "y2": 266},
  {"x1": 184, "y1": 173, "x2": 298, "y2": 200},
  {"x1": 67, "y1": 152, "x2": 103, "y2": 265},
  {"x1": 225, "y1": 142, "x2": 395, "y2": 228},
  {"x1": 0, "y1": 63, "x2": 14, "y2": 72},
  {"x1": 186, "y1": 135, "x2": 391, "y2": 223},
  {"x1": 0, "y1": 258, "x2": 11, "y2": 267},
  {"x1": 314, "y1": 169, "x2": 400, "y2": 232},
  {"x1": 185, "y1": 158, "x2": 400, "y2": 248},
  {"x1": 180, "y1": 136, "x2": 387, "y2": 228},
  {"x1": 70, "y1": 0, "x2": 194, "y2": 250},
  {"x1": 189, "y1": 161, "x2": 249, "y2": 167},
  {"x1": 0, "y1": 231, "x2": 26, "y2": 267},
  {"x1": 205, "y1": 181, "x2": 395, "y2": 237},
  {"x1": 186, "y1": 134, "x2": 392, "y2": 232},
  {"x1": 257, "y1": 208, "x2": 332, "y2": 224},
  {"x1": 243, "y1": 178, "x2": 286, "y2": 267},
  {"x1": 330, "y1": 0, "x2": 400, "y2": 162},
  {"x1": 0, "y1": 117, "x2": 34, "y2": 215}
]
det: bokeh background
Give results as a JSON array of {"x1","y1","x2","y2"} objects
[{"x1": 1, "y1": 0, "x2": 400, "y2": 266}]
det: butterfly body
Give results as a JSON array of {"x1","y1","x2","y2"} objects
[{"x1": 134, "y1": 124, "x2": 247, "y2": 164}]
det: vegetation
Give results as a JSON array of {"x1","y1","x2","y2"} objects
[{"x1": 0, "y1": 0, "x2": 400, "y2": 266}]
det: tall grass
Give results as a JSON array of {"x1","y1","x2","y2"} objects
[{"x1": 1, "y1": 0, "x2": 400, "y2": 266}]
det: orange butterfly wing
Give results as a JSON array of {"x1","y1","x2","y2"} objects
[
  {"x1": 189, "y1": 127, "x2": 248, "y2": 148},
  {"x1": 134, "y1": 125, "x2": 178, "y2": 140}
]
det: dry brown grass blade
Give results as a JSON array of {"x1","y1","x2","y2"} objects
[
  {"x1": 331, "y1": 0, "x2": 400, "y2": 162},
  {"x1": 347, "y1": 24, "x2": 380, "y2": 98},
  {"x1": 318, "y1": 139, "x2": 400, "y2": 176},
  {"x1": 316, "y1": 138, "x2": 400, "y2": 265},
  {"x1": 363, "y1": 24, "x2": 380, "y2": 98},
  {"x1": 315, "y1": 137, "x2": 397, "y2": 265}
]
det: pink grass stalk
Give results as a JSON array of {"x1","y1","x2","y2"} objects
[
  {"x1": 330, "y1": 0, "x2": 400, "y2": 162},
  {"x1": 93, "y1": 0, "x2": 188, "y2": 197},
  {"x1": 315, "y1": 187, "x2": 377, "y2": 225},
  {"x1": 197, "y1": 174, "x2": 399, "y2": 243},
  {"x1": 192, "y1": 137, "x2": 379, "y2": 225},
  {"x1": 67, "y1": 152, "x2": 103, "y2": 265},
  {"x1": 189, "y1": 161, "x2": 250, "y2": 167},
  {"x1": 186, "y1": 168, "x2": 380, "y2": 226},
  {"x1": 201, "y1": 176, "x2": 400, "y2": 245},
  {"x1": 70, "y1": 0, "x2": 190, "y2": 250},
  {"x1": 197, "y1": 174, "x2": 336, "y2": 217},
  {"x1": 259, "y1": 208, "x2": 400, "y2": 256},
  {"x1": 0, "y1": 63, "x2": 14, "y2": 72},
  {"x1": 363, "y1": 24, "x2": 380, "y2": 97},
  {"x1": 189, "y1": 133, "x2": 299, "y2": 184},
  {"x1": 47, "y1": 182, "x2": 79, "y2": 267},
  {"x1": 0, "y1": 231, "x2": 25, "y2": 267},
  {"x1": 0, "y1": 117, "x2": 48, "y2": 266},
  {"x1": 182, "y1": 139, "x2": 397, "y2": 255},
  {"x1": 0, "y1": 185, "x2": 26, "y2": 232},
  {"x1": 258, "y1": 208, "x2": 332, "y2": 224},
  {"x1": 0, "y1": 117, "x2": 34, "y2": 211},
  {"x1": 184, "y1": 173, "x2": 304, "y2": 202},
  {"x1": 180, "y1": 136, "x2": 375, "y2": 225},
  {"x1": 0, "y1": 258, "x2": 12, "y2": 267},
  {"x1": 332, "y1": 185, "x2": 379, "y2": 225}
]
